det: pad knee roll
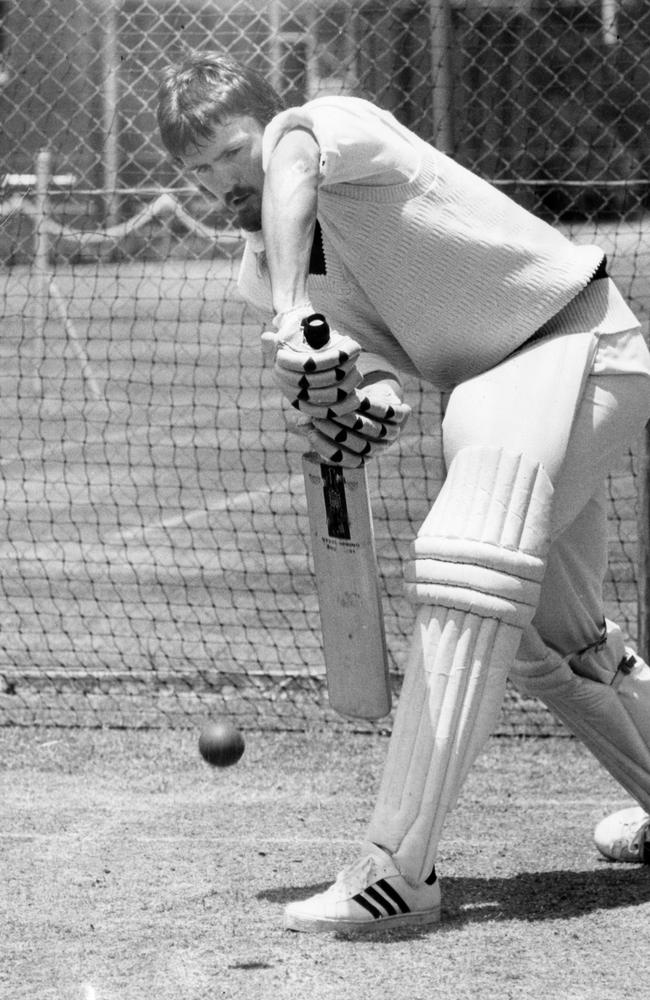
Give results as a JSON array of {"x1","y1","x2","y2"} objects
[
  {"x1": 404, "y1": 447, "x2": 553, "y2": 627},
  {"x1": 368, "y1": 448, "x2": 553, "y2": 882}
]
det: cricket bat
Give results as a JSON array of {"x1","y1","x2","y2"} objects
[{"x1": 300, "y1": 315, "x2": 391, "y2": 720}]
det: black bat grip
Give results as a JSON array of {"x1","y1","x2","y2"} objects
[{"x1": 301, "y1": 313, "x2": 330, "y2": 350}]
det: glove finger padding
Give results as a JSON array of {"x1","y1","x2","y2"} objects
[
  {"x1": 332, "y1": 409, "x2": 406, "y2": 442},
  {"x1": 304, "y1": 425, "x2": 368, "y2": 468},
  {"x1": 313, "y1": 414, "x2": 401, "y2": 454},
  {"x1": 289, "y1": 391, "x2": 362, "y2": 419},
  {"x1": 278, "y1": 405, "x2": 366, "y2": 469},
  {"x1": 277, "y1": 404, "x2": 361, "y2": 468},
  {"x1": 276, "y1": 361, "x2": 358, "y2": 391},
  {"x1": 274, "y1": 365, "x2": 363, "y2": 406},
  {"x1": 355, "y1": 394, "x2": 412, "y2": 425},
  {"x1": 300, "y1": 380, "x2": 410, "y2": 465},
  {"x1": 309, "y1": 380, "x2": 412, "y2": 460},
  {"x1": 271, "y1": 326, "x2": 363, "y2": 416},
  {"x1": 294, "y1": 387, "x2": 411, "y2": 423},
  {"x1": 274, "y1": 333, "x2": 362, "y2": 374}
]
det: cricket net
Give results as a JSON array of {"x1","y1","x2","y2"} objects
[{"x1": 1, "y1": 0, "x2": 649, "y2": 733}]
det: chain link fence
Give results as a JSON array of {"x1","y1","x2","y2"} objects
[
  {"x1": 0, "y1": 1, "x2": 649, "y2": 729},
  {"x1": 2, "y1": 1, "x2": 650, "y2": 251}
]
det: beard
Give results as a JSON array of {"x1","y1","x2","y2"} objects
[{"x1": 227, "y1": 187, "x2": 263, "y2": 232}]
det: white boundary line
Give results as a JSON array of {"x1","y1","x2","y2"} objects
[
  {"x1": 104, "y1": 471, "x2": 304, "y2": 545},
  {"x1": 0, "y1": 833, "x2": 355, "y2": 845}
]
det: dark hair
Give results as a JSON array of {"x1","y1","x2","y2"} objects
[{"x1": 157, "y1": 51, "x2": 285, "y2": 159}]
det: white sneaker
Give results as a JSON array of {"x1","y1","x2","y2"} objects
[
  {"x1": 594, "y1": 806, "x2": 650, "y2": 862},
  {"x1": 284, "y1": 847, "x2": 441, "y2": 934}
]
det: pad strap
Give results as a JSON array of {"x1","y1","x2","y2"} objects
[{"x1": 405, "y1": 448, "x2": 552, "y2": 625}]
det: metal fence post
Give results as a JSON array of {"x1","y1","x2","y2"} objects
[{"x1": 430, "y1": 0, "x2": 454, "y2": 155}]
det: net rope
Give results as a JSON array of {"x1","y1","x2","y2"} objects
[{"x1": 1, "y1": 0, "x2": 648, "y2": 732}]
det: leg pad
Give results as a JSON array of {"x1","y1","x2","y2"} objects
[
  {"x1": 366, "y1": 447, "x2": 553, "y2": 883},
  {"x1": 512, "y1": 635, "x2": 650, "y2": 813},
  {"x1": 405, "y1": 447, "x2": 551, "y2": 624}
]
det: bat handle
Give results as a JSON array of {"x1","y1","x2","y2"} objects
[{"x1": 301, "y1": 312, "x2": 330, "y2": 350}]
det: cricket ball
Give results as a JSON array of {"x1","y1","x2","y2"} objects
[{"x1": 198, "y1": 720, "x2": 245, "y2": 768}]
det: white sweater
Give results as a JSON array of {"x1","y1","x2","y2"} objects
[{"x1": 239, "y1": 96, "x2": 629, "y2": 390}]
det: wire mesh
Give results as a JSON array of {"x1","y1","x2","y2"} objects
[{"x1": 0, "y1": 0, "x2": 648, "y2": 731}]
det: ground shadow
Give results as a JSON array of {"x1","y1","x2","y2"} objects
[
  {"x1": 259, "y1": 865, "x2": 650, "y2": 938},
  {"x1": 440, "y1": 866, "x2": 650, "y2": 924}
]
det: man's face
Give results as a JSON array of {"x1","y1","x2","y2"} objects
[{"x1": 181, "y1": 116, "x2": 265, "y2": 231}]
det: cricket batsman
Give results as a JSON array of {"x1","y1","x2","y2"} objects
[{"x1": 157, "y1": 51, "x2": 650, "y2": 932}]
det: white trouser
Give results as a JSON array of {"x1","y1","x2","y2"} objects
[
  {"x1": 365, "y1": 281, "x2": 650, "y2": 882},
  {"x1": 449, "y1": 369, "x2": 650, "y2": 648}
]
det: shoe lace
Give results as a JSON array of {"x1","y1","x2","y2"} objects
[
  {"x1": 335, "y1": 854, "x2": 379, "y2": 896},
  {"x1": 616, "y1": 815, "x2": 650, "y2": 853}
]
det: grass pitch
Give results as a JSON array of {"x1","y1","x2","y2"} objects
[{"x1": 2, "y1": 725, "x2": 650, "y2": 1000}]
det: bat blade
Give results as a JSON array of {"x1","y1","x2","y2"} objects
[{"x1": 302, "y1": 451, "x2": 391, "y2": 720}]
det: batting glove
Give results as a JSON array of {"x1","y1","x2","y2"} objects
[
  {"x1": 262, "y1": 308, "x2": 363, "y2": 418},
  {"x1": 293, "y1": 378, "x2": 411, "y2": 467}
]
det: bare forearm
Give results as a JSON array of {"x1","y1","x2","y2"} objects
[{"x1": 262, "y1": 128, "x2": 321, "y2": 319}]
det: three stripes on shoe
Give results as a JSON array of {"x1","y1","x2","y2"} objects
[{"x1": 352, "y1": 867, "x2": 437, "y2": 921}]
